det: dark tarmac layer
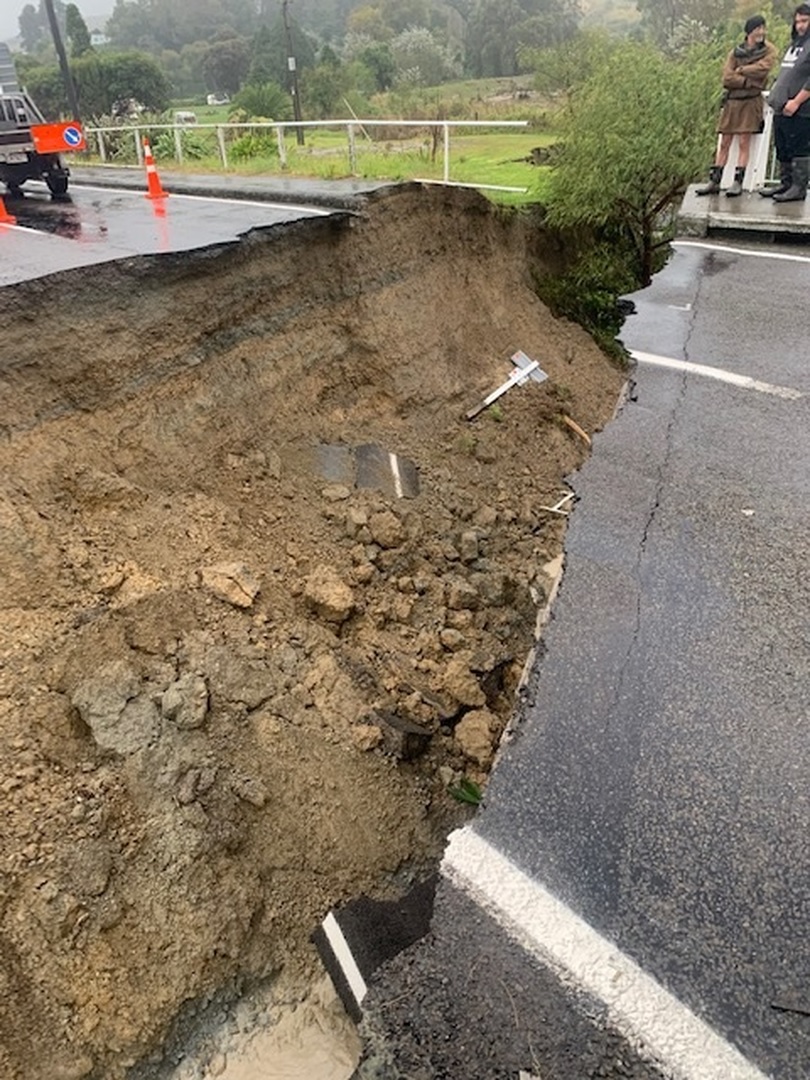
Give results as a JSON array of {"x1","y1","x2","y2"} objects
[{"x1": 0, "y1": 172, "x2": 389, "y2": 286}]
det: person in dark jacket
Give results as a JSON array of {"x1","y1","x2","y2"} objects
[
  {"x1": 759, "y1": 2, "x2": 810, "y2": 200},
  {"x1": 697, "y1": 15, "x2": 777, "y2": 197}
]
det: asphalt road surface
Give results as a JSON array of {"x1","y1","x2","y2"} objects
[
  {"x1": 0, "y1": 179, "x2": 337, "y2": 286},
  {"x1": 358, "y1": 237, "x2": 810, "y2": 1080}
]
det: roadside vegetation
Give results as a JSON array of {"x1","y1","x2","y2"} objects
[{"x1": 8, "y1": 0, "x2": 794, "y2": 337}]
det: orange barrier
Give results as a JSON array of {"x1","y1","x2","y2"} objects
[
  {"x1": 0, "y1": 195, "x2": 16, "y2": 225},
  {"x1": 142, "y1": 138, "x2": 168, "y2": 200}
]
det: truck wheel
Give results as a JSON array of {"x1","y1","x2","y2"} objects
[{"x1": 46, "y1": 172, "x2": 69, "y2": 197}]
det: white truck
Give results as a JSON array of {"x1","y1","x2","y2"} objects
[{"x1": 0, "y1": 44, "x2": 75, "y2": 197}]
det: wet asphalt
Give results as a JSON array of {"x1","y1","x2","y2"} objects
[
  {"x1": 3, "y1": 174, "x2": 808, "y2": 1077},
  {"x1": 358, "y1": 238, "x2": 810, "y2": 1078},
  {"x1": 0, "y1": 170, "x2": 387, "y2": 286}
]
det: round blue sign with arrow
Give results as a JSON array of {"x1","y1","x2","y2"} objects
[{"x1": 63, "y1": 126, "x2": 82, "y2": 147}]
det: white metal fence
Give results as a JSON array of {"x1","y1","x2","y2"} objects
[{"x1": 84, "y1": 117, "x2": 530, "y2": 190}]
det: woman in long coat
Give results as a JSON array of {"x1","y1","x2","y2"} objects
[{"x1": 696, "y1": 15, "x2": 778, "y2": 196}]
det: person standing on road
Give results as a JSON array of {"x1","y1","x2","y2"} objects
[
  {"x1": 759, "y1": 3, "x2": 810, "y2": 201},
  {"x1": 696, "y1": 15, "x2": 777, "y2": 197}
]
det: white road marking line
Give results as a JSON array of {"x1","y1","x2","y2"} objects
[
  {"x1": 0, "y1": 223, "x2": 43, "y2": 235},
  {"x1": 389, "y1": 451, "x2": 404, "y2": 499},
  {"x1": 322, "y1": 911, "x2": 368, "y2": 1008},
  {"x1": 631, "y1": 350, "x2": 803, "y2": 400},
  {"x1": 165, "y1": 191, "x2": 333, "y2": 215},
  {"x1": 675, "y1": 239, "x2": 810, "y2": 265},
  {"x1": 73, "y1": 183, "x2": 332, "y2": 215},
  {"x1": 443, "y1": 828, "x2": 769, "y2": 1080}
]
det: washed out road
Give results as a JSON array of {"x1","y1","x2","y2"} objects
[{"x1": 358, "y1": 236, "x2": 810, "y2": 1080}]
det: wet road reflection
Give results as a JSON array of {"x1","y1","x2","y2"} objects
[{"x1": 0, "y1": 182, "x2": 332, "y2": 286}]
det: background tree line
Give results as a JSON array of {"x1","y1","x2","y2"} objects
[{"x1": 13, "y1": 0, "x2": 589, "y2": 121}]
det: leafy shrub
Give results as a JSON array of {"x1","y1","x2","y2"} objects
[
  {"x1": 535, "y1": 226, "x2": 642, "y2": 359},
  {"x1": 233, "y1": 82, "x2": 292, "y2": 122},
  {"x1": 229, "y1": 133, "x2": 279, "y2": 161},
  {"x1": 151, "y1": 130, "x2": 209, "y2": 161}
]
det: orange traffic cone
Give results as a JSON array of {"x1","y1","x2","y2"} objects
[
  {"x1": 142, "y1": 138, "x2": 168, "y2": 200},
  {"x1": 0, "y1": 194, "x2": 16, "y2": 225}
]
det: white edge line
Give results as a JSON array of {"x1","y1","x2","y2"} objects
[
  {"x1": 0, "y1": 222, "x2": 46, "y2": 236},
  {"x1": 674, "y1": 239, "x2": 810, "y2": 265},
  {"x1": 322, "y1": 911, "x2": 368, "y2": 1007},
  {"x1": 631, "y1": 350, "x2": 803, "y2": 401},
  {"x1": 73, "y1": 183, "x2": 332, "y2": 215},
  {"x1": 443, "y1": 828, "x2": 769, "y2": 1080}
]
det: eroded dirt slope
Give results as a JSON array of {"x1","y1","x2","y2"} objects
[{"x1": 0, "y1": 184, "x2": 624, "y2": 1079}]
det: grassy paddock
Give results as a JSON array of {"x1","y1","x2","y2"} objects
[
  {"x1": 84, "y1": 74, "x2": 563, "y2": 207},
  {"x1": 81, "y1": 128, "x2": 554, "y2": 206}
]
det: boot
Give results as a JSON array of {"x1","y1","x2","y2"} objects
[
  {"x1": 772, "y1": 157, "x2": 810, "y2": 202},
  {"x1": 695, "y1": 165, "x2": 723, "y2": 196},
  {"x1": 725, "y1": 166, "x2": 745, "y2": 197},
  {"x1": 759, "y1": 161, "x2": 792, "y2": 197}
]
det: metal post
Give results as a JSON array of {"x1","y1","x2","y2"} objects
[
  {"x1": 443, "y1": 123, "x2": 450, "y2": 183},
  {"x1": 347, "y1": 123, "x2": 357, "y2": 176},
  {"x1": 276, "y1": 125, "x2": 287, "y2": 169},
  {"x1": 173, "y1": 126, "x2": 183, "y2": 163},
  {"x1": 134, "y1": 129, "x2": 143, "y2": 165},
  {"x1": 97, "y1": 130, "x2": 106, "y2": 163},
  {"x1": 42, "y1": 0, "x2": 82, "y2": 122},
  {"x1": 282, "y1": 0, "x2": 304, "y2": 146},
  {"x1": 217, "y1": 125, "x2": 228, "y2": 168}
]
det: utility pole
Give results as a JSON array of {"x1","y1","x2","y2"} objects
[
  {"x1": 281, "y1": 0, "x2": 304, "y2": 146},
  {"x1": 42, "y1": 0, "x2": 82, "y2": 121}
]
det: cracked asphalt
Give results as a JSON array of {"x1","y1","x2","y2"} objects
[{"x1": 356, "y1": 237, "x2": 810, "y2": 1079}]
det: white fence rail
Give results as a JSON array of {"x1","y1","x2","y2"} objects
[{"x1": 84, "y1": 117, "x2": 530, "y2": 187}]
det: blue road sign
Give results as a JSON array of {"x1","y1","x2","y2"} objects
[{"x1": 63, "y1": 126, "x2": 82, "y2": 147}]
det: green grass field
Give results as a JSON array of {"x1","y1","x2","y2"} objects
[
  {"x1": 84, "y1": 77, "x2": 561, "y2": 207},
  {"x1": 83, "y1": 126, "x2": 555, "y2": 206}
]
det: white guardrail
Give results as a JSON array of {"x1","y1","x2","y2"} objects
[{"x1": 83, "y1": 117, "x2": 530, "y2": 191}]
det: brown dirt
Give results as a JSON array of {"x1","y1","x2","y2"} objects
[{"x1": 0, "y1": 184, "x2": 625, "y2": 1079}]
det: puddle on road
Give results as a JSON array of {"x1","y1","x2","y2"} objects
[{"x1": 169, "y1": 975, "x2": 361, "y2": 1080}]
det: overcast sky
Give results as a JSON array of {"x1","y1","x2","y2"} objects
[{"x1": 0, "y1": 3, "x2": 115, "y2": 44}]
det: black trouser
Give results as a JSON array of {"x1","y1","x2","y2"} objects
[{"x1": 773, "y1": 112, "x2": 810, "y2": 162}]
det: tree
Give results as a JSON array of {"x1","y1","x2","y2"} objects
[
  {"x1": 106, "y1": 0, "x2": 257, "y2": 54},
  {"x1": 466, "y1": 0, "x2": 580, "y2": 78},
  {"x1": 346, "y1": 0, "x2": 437, "y2": 39},
  {"x1": 17, "y1": 63, "x2": 65, "y2": 115},
  {"x1": 244, "y1": 14, "x2": 316, "y2": 88},
  {"x1": 526, "y1": 28, "x2": 610, "y2": 100},
  {"x1": 302, "y1": 56, "x2": 347, "y2": 117},
  {"x1": 65, "y1": 3, "x2": 92, "y2": 57},
  {"x1": 31, "y1": 50, "x2": 172, "y2": 115},
  {"x1": 247, "y1": 24, "x2": 276, "y2": 84},
  {"x1": 19, "y1": 4, "x2": 46, "y2": 53},
  {"x1": 202, "y1": 35, "x2": 250, "y2": 95},
  {"x1": 635, "y1": 0, "x2": 733, "y2": 48},
  {"x1": 544, "y1": 38, "x2": 721, "y2": 284},
  {"x1": 390, "y1": 26, "x2": 460, "y2": 86},
  {"x1": 357, "y1": 40, "x2": 396, "y2": 90}
]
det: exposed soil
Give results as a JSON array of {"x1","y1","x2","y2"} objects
[{"x1": 0, "y1": 184, "x2": 625, "y2": 1079}]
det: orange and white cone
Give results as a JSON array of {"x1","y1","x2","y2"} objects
[
  {"x1": 142, "y1": 138, "x2": 168, "y2": 200},
  {"x1": 0, "y1": 194, "x2": 16, "y2": 225}
]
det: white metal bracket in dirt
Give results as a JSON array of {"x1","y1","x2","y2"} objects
[
  {"x1": 465, "y1": 350, "x2": 548, "y2": 421},
  {"x1": 539, "y1": 491, "x2": 575, "y2": 516}
]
